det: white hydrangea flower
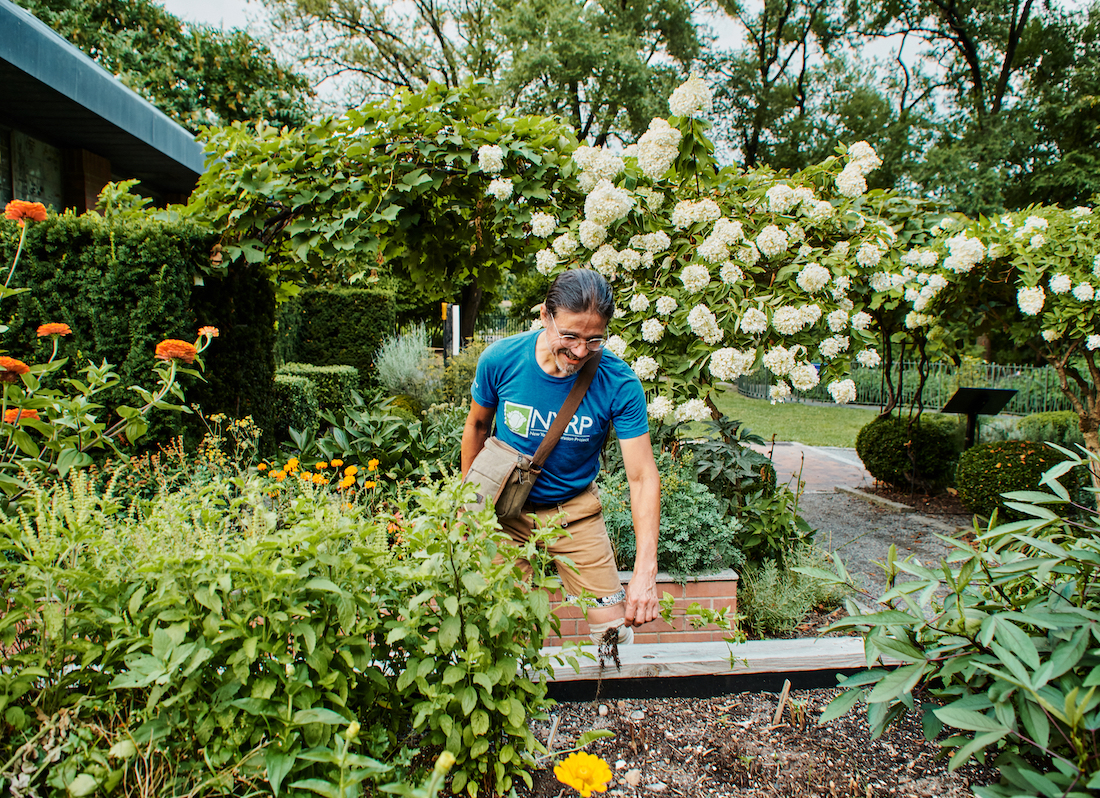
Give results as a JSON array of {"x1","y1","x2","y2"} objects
[
  {"x1": 712, "y1": 218, "x2": 745, "y2": 244},
  {"x1": 636, "y1": 118, "x2": 681, "y2": 180},
  {"x1": 680, "y1": 264, "x2": 711, "y2": 293},
  {"x1": 799, "y1": 304, "x2": 822, "y2": 326},
  {"x1": 613, "y1": 308, "x2": 626, "y2": 318},
  {"x1": 770, "y1": 381, "x2": 792, "y2": 403},
  {"x1": 605, "y1": 335, "x2": 627, "y2": 358},
  {"x1": 671, "y1": 199, "x2": 722, "y2": 229},
  {"x1": 687, "y1": 304, "x2": 722, "y2": 344},
  {"x1": 1018, "y1": 286, "x2": 1045, "y2": 316},
  {"x1": 487, "y1": 177, "x2": 514, "y2": 201},
  {"x1": 920, "y1": 250, "x2": 939, "y2": 268},
  {"x1": 636, "y1": 187, "x2": 666, "y2": 210},
  {"x1": 1049, "y1": 273, "x2": 1072, "y2": 294},
  {"x1": 869, "y1": 272, "x2": 893, "y2": 292},
  {"x1": 805, "y1": 199, "x2": 835, "y2": 221},
  {"x1": 943, "y1": 233, "x2": 986, "y2": 273},
  {"x1": 552, "y1": 232, "x2": 578, "y2": 258},
  {"x1": 789, "y1": 362, "x2": 820, "y2": 391},
  {"x1": 771, "y1": 306, "x2": 804, "y2": 336},
  {"x1": 641, "y1": 318, "x2": 665, "y2": 343},
  {"x1": 590, "y1": 245, "x2": 618, "y2": 278},
  {"x1": 668, "y1": 73, "x2": 713, "y2": 118},
  {"x1": 530, "y1": 212, "x2": 556, "y2": 237},
  {"x1": 647, "y1": 395, "x2": 674, "y2": 419},
  {"x1": 630, "y1": 231, "x2": 671, "y2": 254},
  {"x1": 831, "y1": 275, "x2": 851, "y2": 298},
  {"x1": 1030, "y1": 234, "x2": 1046, "y2": 249},
  {"x1": 856, "y1": 242, "x2": 884, "y2": 268},
  {"x1": 905, "y1": 312, "x2": 935, "y2": 328},
  {"x1": 832, "y1": 241, "x2": 851, "y2": 257},
  {"x1": 579, "y1": 220, "x2": 607, "y2": 250},
  {"x1": 835, "y1": 165, "x2": 866, "y2": 198},
  {"x1": 856, "y1": 348, "x2": 881, "y2": 368},
  {"x1": 629, "y1": 293, "x2": 650, "y2": 312},
  {"x1": 737, "y1": 244, "x2": 761, "y2": 266},
  {"x1": 826, "y1": 309, "x2": 849, "y2": 332},
  {"x1": 697, "y1": 236, "x2": 729, "y2": 264},
  {"x1": 655, "y1": 296, "x2": 677, "y2": 315},
  {"x1": 756, "y1": 225, "x2": 790, "y2": 257},
  {"x1": 796, "y1": 262, "x2": 831, "y2": 293},
  {"x1": 1073, "y1": 282, "x2": 1095, "y2": 301},
  {"x1": 674, "y1": 397, "x2": 712, "y2": 423},
  {"x1": 847, "y1": 141, "x2": 882, "y2": 174},
  {"x1": 572, "y1": 145, "x2": 625, "y2": 182},
  {"x1": 1087, "y1": 334, "x2": 1100, "y2": 351},
  {"x1": 709, "y1": 348, "x2": 755, "y2": 381},
  {"x1": 1042, "y1": 329, "x2": 1061, "y2": 342},
  {"x1": 530, "y1": 318, "x2": 545, "y2": 331},
  {"x1": 1015, "y1": 215, "x2": 1049, "y2": 237},
  {"x1": 798, "y1": 244, "x2": 815, "y2": 259},
  {"x1": 828, "y1": 379, "x2": 857, "y2": 404},
  {"x1": 631, "y1": 356, "x2": 659, "y2": 381},
  {"x1": 819, "y1": 335, "x2": 850, "y2": 359},
  {"x1": 584, "y1": 179, "x2": 635, "y2": 226},
  {"x1": 739, "y1": 307, "x2": 769, "y2": 335},
  {"x1": 720, "y1": 262, "x2": 744, "y2": 285},
  {"x1": 535, "y1": 249, "x2": 557, "y2": 275},
  {"x1": 477, "y1": 144, "x2": 504, "y2": 174},
  {"x1": 787, "y1": 223, "x2": 806, "y2": 243},
  {"x1": 762, "y1": 344, "x2": 797, "y2": 375},
  {"x1": 901, "y1": 250, "x2": 923, "y2": 266},
  {"x1": 1072, "y1": 206, "x2": 1093, "y2": 217},
  {"x1": 766, "y1": 184, "x2": 798, "y2": 214}
]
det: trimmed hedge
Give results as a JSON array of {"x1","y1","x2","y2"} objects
[
  {"x1": 955, "y1": 440, "x2": 1076, "y2": 520},
  {"x1": 1015, "y1": 410, "x2": 1085, "y2": 448},
  {"x1": 273, "y1": 374, "x2": 319, "y2": 442},
  {"x1": 276, "y1": 362, "x2": 359, "y2": 415},
  {"x1": 855, "y1": 414, "x2": 961, "y2": 491},
  {"x1": 0, "y1": 214, "x2": 276, "y2": 448},
  {"x1": 276, "y1": 287, "x2": 396, "y2": 384}
]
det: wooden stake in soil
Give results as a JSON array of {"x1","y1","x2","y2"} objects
[{"x1": 772, "y1": 679, "x2": 792, "y2": 725}]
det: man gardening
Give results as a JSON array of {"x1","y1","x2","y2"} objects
[{"x1": 461, "y1": 269, "x2": 660, "y2": 644}]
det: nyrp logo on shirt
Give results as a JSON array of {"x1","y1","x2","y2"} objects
[{"x1": 503, "y1": 401, "x2": 594, "y2": 439}]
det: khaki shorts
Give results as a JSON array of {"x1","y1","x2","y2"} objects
[{"x1": 497, "y1": 482, "x2": 625, "y2": 606}]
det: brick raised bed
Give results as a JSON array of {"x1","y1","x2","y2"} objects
[{"x1": 545, "y1": 569, "x2": 739, "y2": 645}]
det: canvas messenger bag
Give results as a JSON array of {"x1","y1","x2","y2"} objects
[{"x1": 463, "y1": 351, "x2": 601, "y2": 519}]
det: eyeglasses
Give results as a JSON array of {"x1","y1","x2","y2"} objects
[{"x1": 548, "y1": 314, "x2": 606, "y2": 352}]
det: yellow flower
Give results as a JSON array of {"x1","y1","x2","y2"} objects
[
  {"x1": 312, "y1": 473, "x2": 327, "y2": 484},
  {"x1": 285, "y1": 458, "x2": 299, "y2": 472},
  {"x1": 315, "y1": 461, "x2": 329, "y2": 470},
  {"x1": 257, "y1": 463, "x2": 268, "y2": 471},
  {"x1": 554, "y1": 752, "x2": 612, "y2": 798},
  {"x1": 298, "y1": 472, "x2": 310, "y2": 482},
  {"x1": 344, "y1": 465, "x2": 358, "y2": 477},
  {"x1": 273, "y1": 471, "x2": 287, "y2": 481},
  {"x1": 364, "y1": 480, "x2": 377, "y2": 489},
  {"x1": 338, "y1": 475, "x2": 355, "y2": 490},
  {"x1": 368, "y1": 458, "x2": 379, "y2": 472},
  {"x1": 330, "y1": 458, "x2": 343, "y2": 467}
]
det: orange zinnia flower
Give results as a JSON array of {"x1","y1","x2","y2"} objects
[
  {"x1": 198, "y1": 326, "x2": 219, "y2": 339},
  {"x1": 36, "y1": 322, "x2": 72, "y2": 337},
  {"x1": 0, "y1": 356, "x2": 30, "y2": 383},
  {"x1": 4, "y1": 409, "x2": 39, "y2": 424},
  {"x1": 4, "y1": 200, "x2": 48, "y2": 227},
  {"x1": 154, "y1": 339, "x2": 197, "y2": 364}
]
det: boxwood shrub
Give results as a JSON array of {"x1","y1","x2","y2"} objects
[
  {"x1": 273, "y1": 373, "x2": 319, "y2": 442},
  {"x1": 277, "y1": 362, "x2": 359, "y2": 415},
  {"x1": 955, "y1": 439, "x2": 1076, "y2": 520},
  {"x1": 1015, "y1": 410, "x2": 1085, "y2": 448},
  {"x1": 855, "y1": 414, "x2": 960, "y2": 491}
]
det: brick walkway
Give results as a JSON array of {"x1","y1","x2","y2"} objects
[{"x1": 748, "y1": 441, "x2": 873, "y2": 492}]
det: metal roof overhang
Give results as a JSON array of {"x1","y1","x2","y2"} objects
[{"x1": 0, "y1": 0, "x2": 205, "y2": 195}]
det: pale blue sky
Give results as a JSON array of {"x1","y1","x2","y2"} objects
[{"x1": 158, "y1": 0, "x2": 256, "y2": 30}]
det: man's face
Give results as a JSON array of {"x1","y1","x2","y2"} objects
[{"x1": 543, "y1": 308, "x2": 608, "y2": 376}]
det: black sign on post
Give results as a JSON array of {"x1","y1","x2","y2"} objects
[{"x1": 940, "y1": 387, "x2": 1018, "y2": 449}]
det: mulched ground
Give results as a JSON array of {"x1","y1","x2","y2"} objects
[{"x1": 861, "y1": 485, "x2": 974, "y2": 528}]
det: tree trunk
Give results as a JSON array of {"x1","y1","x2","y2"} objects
[{"x1": 459, "y1": 280, "x2": 483, "y2": 346}]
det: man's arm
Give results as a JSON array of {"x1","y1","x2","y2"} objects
[
  {"x1": 461, "y1": 400, "x2": 496, "y2": 475},
  {"x1": 618, "y1": 433, "x2": 661, "y2": 627}
]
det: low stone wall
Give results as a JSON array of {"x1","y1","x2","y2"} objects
[{"x1": 545, "y1": 569, "x2": 739, "y2": 645}]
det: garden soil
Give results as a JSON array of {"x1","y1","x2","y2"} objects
[{"x1": 515, "y1": 444, "x2": 992, "y2": 798}]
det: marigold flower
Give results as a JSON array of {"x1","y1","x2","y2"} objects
[
  {"x1": 367, "y1": 458, "x2": 379, "y2": 472},
  {"x1": 4, "y1": 408, "x2": 39, "y2": 424},
  {"x1": 4, "y1": 200, "x2": 48, "y2": 227},
  {"x1": 312, "y1": 473, "x2": 327, "y2": 484},
  {"x1": 330, "y1": 458, "x2": 343, "y2": 467},
  {"x1": 364, "y1": 480, "x2": 377, "y2": 489},
  {"x1": 273, "y1": 471, "x2": 287, "y2": 481},
  {"x1": 338, "y1": 475, "x2": 355, "y2": 490},
  {"x1": 257, "y1": 463, "x2": 268, "y2": 471},
  {"x1": 198, "y1": 326, "x2": 219, "y2": 338},
  {"x1": 344, "y1": 465, "x2": 358, "y2": 477},
  {"x1": 36, "y1": 322, "x2": 72, "y2": 337},
  {"x1": 315, "y1": 461, "x2": 328, "y2": 470},
  {"x1": 285, "y1": 458, "x2": 299, "y2": 472},
  {"x1": 154, "y1": 339, "x2": 197, "y2": 364},
  {"x1": 554, "y1": 752, "x2": 612, "y2": 798},
  {"x1": 0, "y1": 356, "x2": 30, "y2": 383}
]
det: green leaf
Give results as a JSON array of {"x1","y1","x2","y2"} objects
[
  {"x1": 994, "y1": 621, "x2": 1040, "y2": 670},
  {"x1": 67, "y1": 774, "x2": 99, "y2": 797},
  {"x1": 947, "y1": 730, "x2": 1009, "y2": 772},
  {"x1": 292, "y1": 708, "x2": 347, "y2": 726},
  {"x1": 266, "y1": 749, "x2": 298, "y2": 796},
  {"x1": 438, "y1": 616, "x2": 460, "y2": 651},
  {"x1": 290, "y1": 778, "x2": 341, "y2": 798},
  {"x1": 869, "y1": 636, "x2": 926, "y2": 663},
  {"x1": 867, "y1": 663, "x2": 926, "y2": 704},
  {"x1": 818, "y1": 689, "x2": 863, "y2": 723},
  {"x1": 934, "y1": 707, "x2": 1009, "y2": 734}
]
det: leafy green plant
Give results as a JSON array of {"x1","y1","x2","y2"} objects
[
  {"x1": 805, "y1": 449, "x2": 1100, "y2": 798},
  {"x1": 955, "y1": 439, "x2": 1077, "y2": 520},
  {"x1": 735, "y1": 483, "x2": 814, "y2": 565},
  {"x1": 1014, "y1": 410, "x2": 1085, "y2": 448},
  {"x1": 599, "y1": 451, "x2": 745, "y2": 577},
  {"x1": 854, "y1": 414, "x2": 960, "y2": 492},
  {"x1": 738, "y1": 543, "x2": 848, "y2": 636}
]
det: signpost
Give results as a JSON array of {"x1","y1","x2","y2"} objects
[{"x1": 940, "y1": 387, "x2": 1018, "y2": 449}]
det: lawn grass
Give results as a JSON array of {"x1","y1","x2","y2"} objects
[{"x1": 710, "y1": 386, "x2": 881, "y2": 448}]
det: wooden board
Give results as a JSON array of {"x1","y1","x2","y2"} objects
[{"x1": 541, "y1": 638, "x2": 873, "y2": 682}]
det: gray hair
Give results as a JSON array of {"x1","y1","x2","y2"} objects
[{"x1": 544, "y1": 269, "x2": 614, "y2": 321}]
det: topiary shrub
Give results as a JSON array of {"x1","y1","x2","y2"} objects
[
  {"x1": 276, "y1": 363, "x2": 359, "y2": 415},
  {"x1": 1014, "y1": 410, "x2": 1085, "y2": 448},
  {"x1": 955, "y1": 439, "x2": 1076, "y2": 520},
  {"x1": 855, "y1": 415, "x2": 960, "y2": 491},
  {"x1": 272, "y1": 374, "x2": 319, "y2": 442}
]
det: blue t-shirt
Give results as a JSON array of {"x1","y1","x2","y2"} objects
[{"x1": 471, "y1": 329, "x2": 649, "y2": 505}]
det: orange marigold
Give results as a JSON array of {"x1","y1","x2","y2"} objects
[
  {"x1": 0, "y1": 356, "x2": 30, "y2": 383},
  {"x1": 154, "y1": 339, "x2": 197, "y2": 364},
  {"x1": 36, "y1": 322, "x2": 72, "y2": 337},
  {"x1": 4, "y1": 200, "x2": 48, "y2": 227},
  {"x1": 198, "y1": 326, "x2": 220, "y2": 339},
  {"x1": 4, "y1": 408, "x2": 39, "y2": 424}
]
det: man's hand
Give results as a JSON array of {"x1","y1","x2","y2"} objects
[{"x1": 623, "y1": 572, "x2": 660, "y2": 627}]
